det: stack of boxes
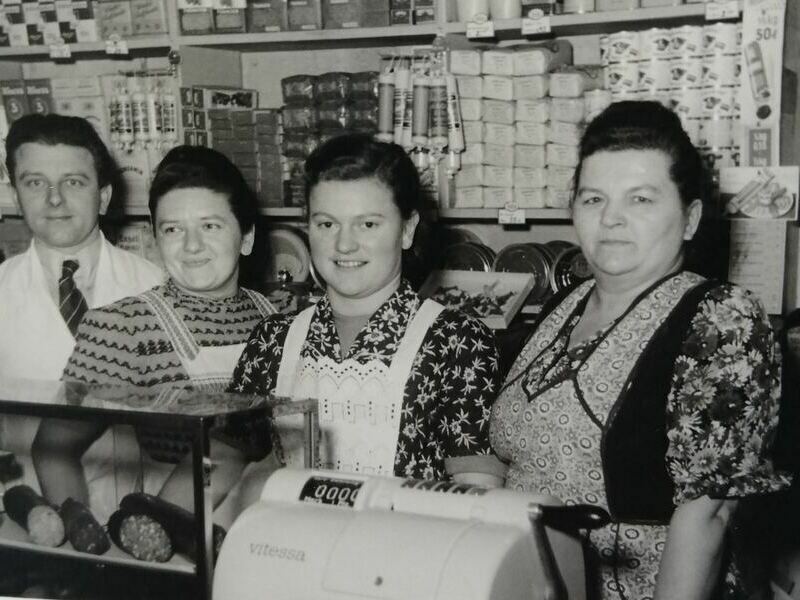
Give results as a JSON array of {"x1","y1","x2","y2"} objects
[
  {"x1": 450, "y1": 42, "x2": 573, "y2": 210},
  {"x1": 0, "y1": 0, "x2": 101, "y2": 46},
  {"x1": 281, "y1": 71, "x2": 378, "y2": 206},
  {"x1": 545, "y1": 66, "x2": 605, "y2": 208},
  {"x1": 97, "y1": 0, "x2": 168, "y2": 39},
  {"x1": 389, "y1": 0, "x2": 435, "y2": 26}
]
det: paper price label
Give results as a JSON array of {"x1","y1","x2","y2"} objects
[
  {"x1": 522, "y1": 15, "x2": 551, "y2": 36},
  {"x1": 49, "y1": 43, "x2": 71, "y2": 59},
  {"x1": 705, "y1": 0, "x2": 739, "y2": 21},
  {"x1": 105, "y1": 38, "x2": 129, "y2": 55},
  {"x1": 466, "y1": 19, "x2": 495, "y2": 39},
  {"x1": 498, "y1": 207, "x2": 526, "y2": 224}
]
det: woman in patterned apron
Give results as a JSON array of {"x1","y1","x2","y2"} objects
[
  {"x1": 231, "y1": 134, "x2": 504, "y2": 489},
  {"x1": 31, "y1": 146, "x2": 277, "y2": 556},
  {"x1": 489, "y1": 101, "x2": 791, "y2": 600}
]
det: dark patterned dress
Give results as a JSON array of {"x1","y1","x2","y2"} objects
[
  {"x1": 490, "y1": 271, "x2": 790, "y2": 600},
  {"x1": 231, "y1": 279, "x2": 501, "y2": 480}
]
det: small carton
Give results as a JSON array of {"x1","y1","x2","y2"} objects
[
  {"x1": 25, "y1": 78, "x2": 52, "y2": 115},
  {"x1": 0, "y1": 79, "x2": 29, "y2": 122}
]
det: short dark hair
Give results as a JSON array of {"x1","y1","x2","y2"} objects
[
  {"x1": 573, "y1": 101, "x2": 713, "y2": 209},
  {"x1": 304, "y1": 133, "x2": 423, "y2": 220},
  {"x1": 5, "y1": 114, "x2": 115, "y2": 187},
  {"x1": 148, "y1": 145, "x2": 258, "y2": 235}
]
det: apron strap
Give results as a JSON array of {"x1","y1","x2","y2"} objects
[
  {"x1": 386, "y1": 299, "x2": 445, "y2": 397},
  {"x1": 275, "y1": 305, "x2": 316, "y2": 396},
  {"x1": 139, "y1": 289, "x2": 199, "y2": 361},
  {"x1": 243, "y1": 288, "x2": 277, "y2": 319}
]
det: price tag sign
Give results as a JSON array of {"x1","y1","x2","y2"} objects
[
  {"x1": 105, "y1": 37, "x2": 129, "y2": 55},
  {"x1": 498, "y1": 207, "x2": 526, "y2": 224},
  {"x1": 705, "y1": 0, "x2": 739, "y2": 21},
  {"x1": 521, "y1": 15, "x2": 551, "y2": 36},
  {"x1": 466, "y1": 18, "x2": 495, "y2": 39},
  {"x1": 49, "y1": 43, "x2": 71, "y2": 59}
]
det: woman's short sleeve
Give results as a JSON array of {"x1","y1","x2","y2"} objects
[{"x1": 666, "y1": 284, "x2": 791, "y2": 505}]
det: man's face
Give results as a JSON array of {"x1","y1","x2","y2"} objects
[{"x1": 12, "y1": 142, "x2": 111, "y2": 253}]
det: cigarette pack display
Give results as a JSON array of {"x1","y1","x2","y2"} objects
[
  {"x1": 287, "y1": 0, "x2": 322, "y2": 31},
  {"x1": 483, "y1": 143, "x2": 514, "y2": 167}
]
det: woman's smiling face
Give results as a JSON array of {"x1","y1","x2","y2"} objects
[
  {"x1": 155, "y1": 187, "x2": 253, "y2": 299},
  {"x1": 572, "y1": 149, "x2": 701, "y2": 291},
  {"x1": 308, "y1": 177, "x2": 418, "y2": 306}
]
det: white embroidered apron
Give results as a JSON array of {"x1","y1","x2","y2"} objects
[
  {"x1": 119, "y1": 288, "x2": 273, "y2": 496},
  {"x1": 274, "y1": 299, "x2": 444, "y2": 475}
]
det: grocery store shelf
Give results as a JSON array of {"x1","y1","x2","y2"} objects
[
  {"x1": 177, "y1": 23, "x2": 442, "y2": 50},
  {"x1": 0, "y1": 35, "x2": 173, "y2": 58},
  {"x1": 439, "y1": 208, "x2": 571, "y2": 221},
  {"x1": 444, "y1": 2, "x2": 742, "y2": 36}
]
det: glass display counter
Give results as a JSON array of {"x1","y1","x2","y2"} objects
[{"x1": 0, "y1": 379, "x2": 318, "y2": 599}]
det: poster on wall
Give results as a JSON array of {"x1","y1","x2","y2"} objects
[
  {"x1": 739, "y1": 0, "x2": 786, "y2": 167},
  {"x1": 720, "y1": 166, "x2": 799, "y2": 220}
]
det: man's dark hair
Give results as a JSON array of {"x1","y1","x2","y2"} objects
[
  {"x1": 5, "y1": 114, "x2": 115, "y2": 187},
  {"x1": 148, "y1": 145, "x2": 258, "y2": 235}
]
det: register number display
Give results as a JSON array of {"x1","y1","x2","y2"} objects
[{"x1": 299, "y1": 476, "x2": 363, "y2": 508}]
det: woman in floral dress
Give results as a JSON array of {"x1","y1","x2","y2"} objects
[
  {"x1": 489, "y1": 101, "x2": 790, "y2": 600},
  {"x1": 231, "y1": 134, "x2": 502, "y2": 485}
]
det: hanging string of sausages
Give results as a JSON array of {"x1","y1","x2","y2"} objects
[{"x1": 377, "y1": 49, "x2": 465, "y2": 180}]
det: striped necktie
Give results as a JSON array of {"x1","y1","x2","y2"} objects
[{"x1": 59, "y1": 259, "x2": 88, "y2": 336}]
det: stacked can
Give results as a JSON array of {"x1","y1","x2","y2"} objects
[{"x1": 698, "y1": 21, "x2": 741, "y2": 168}]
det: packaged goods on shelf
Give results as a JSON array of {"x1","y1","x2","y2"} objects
[
  {"x1": 483, "y1": 143, "x2": 514, "y2": 167},
  {"x1": 515, "y1": 120, "x2": 547, "y2": 146},
  {"x1": 456, "y1": 75, "x2": 482, "y2": 99},
  {"x1": 515, "y1": 98, "x2": 550, "y2": 123},
  {"x1": 482, "y1": 99, "x2": 515, "y2": 124},
  {"x1": 247, "y1": 1, "x2": 287, "y2": 32},
  {"x1": 450, "y1": 50, "x2": 483, "y2": 77},
  {"x1": 547, "y1": 166, "x2": 577, "y2": 191},
  {"x1": 462, "y1": 142, "x2": 485, "y2": 165},
  {"x1": 482, "y1": 75, "x2": 514, "y2": 101},
  {"x1": 550, "y1": 66, "x2": 604, "y2": 98},
  {"x1": 287, "y1": 0, "x2": 323, "y2": 30},
  {"x1": 131, "y1": 0, "x2": 169, "y2": 35},
  {"x1": 514, "y1": 144, "x2": 546, "y2": 168},
  {"x1": 96, "y1": 0, "x2": 134, "y2": 39},
  {"x1": 481, "y1": 48, "x2": 515, "y2": 77},
  {"x1": 459, "y1": 97, "x2": 483, "y2": 121},
  {"x1": 0, "y1": 80, "x2": 30, "y2": 123},
  {"x1": 483, "y1": 165, "x2": 513, "y2": 188},
  {"x1": 513, "y1": 75, "x2": 549, "y2": 99},
  {"x1": 214, "y1": 1, "x2": 248, "y2": 34},
  {"x1": 455, "y1": 164, "x2": 484, "y2": 188},
  {"x1": 484, "y1": 122, "x2": 515, "y2": 146},
  {"x1": 515, "y1": 166, "x2": 547, "y2": 189},
  {"x1": 546, "y1": 188, "x2": 572, "y2": 208},
  {"x1": 546, "y1": 143, "x2": 580, "y2": 168},
  {"x1": 463, "y1": 120, "x2": 483, "y2": 143},
  {"x1": 178, "y1": 0, "x2": 214, "y2": 34},
  {"x1": 483, "y1": 186, "x2": 514, "y2": 208},
  {"x1": 322, "y1": 0, "x2": 390, "y2": 29},
  {"x1": 514, "y1": 186, "x2": 547, "y2": 208},
  {"x1": 548, "y1": 120, "x2": 584, "y2": 146}
]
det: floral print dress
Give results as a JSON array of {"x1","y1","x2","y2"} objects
[
  {"x1": 231, "y1": 279, "x2": 501, "y2": 480},
  {"x1": 490, "y1": 271, "x2": 790, "y2": 600}
]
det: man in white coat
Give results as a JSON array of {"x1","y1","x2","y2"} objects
[
  {"x1": 0, "y1": 115, "x2": 164, "y2": 544},
  {"x1": 0, "y1": 113, "x2": 163, "y2": 382}
]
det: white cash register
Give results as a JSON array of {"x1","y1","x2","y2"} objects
[{"x1": 213, "y1": 469, "x2": 608, "y2": 600}]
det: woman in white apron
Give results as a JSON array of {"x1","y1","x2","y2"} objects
[
  {"x1": 230, "y1": 134, "x2": 504, "y2": 495},
  {"x1": 31, "y1": 146, "x2": 278, "y2": 555}
]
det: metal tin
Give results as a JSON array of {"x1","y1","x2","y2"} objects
[
  {"x1": 549, "y1": 246, "x2": 593, "y2": 292},
  {"x1": 442, "y1": 242, "x2": 495, "y2": 272},
  {"x1": 493, "y1": 243, "x2": 553, "y2": 304}
]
